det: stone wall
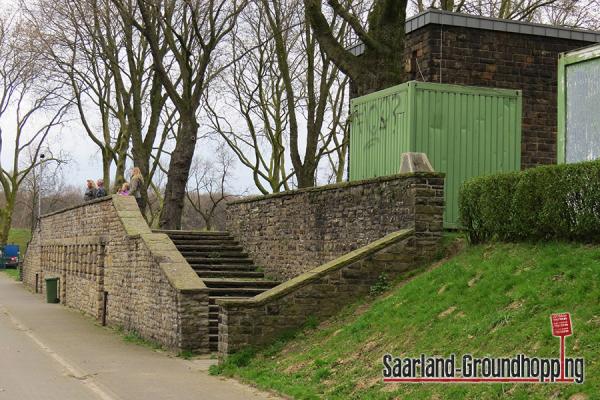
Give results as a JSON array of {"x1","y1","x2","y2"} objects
[
  {"x1": 42, "y1": 237, "x2": 106, "y2": 318},
  {"x1": 218, "y1": 229, "x2": 418, "y2": 358},
  {"x1": 226, "y1": 173, "x2": 444, "y2": 281},
  {"x1": 401, "y1": 25, "x2": 591, "y2": 168},
  {"x1": 21, "y1": 196, "x2": 209, "y2": 352}
]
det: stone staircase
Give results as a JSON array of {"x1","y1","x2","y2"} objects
[{"x1": 153, "y1": 230, "x2": 281, "y2": 352}]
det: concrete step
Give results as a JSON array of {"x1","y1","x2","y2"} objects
[
  {"x1": 175, "y1": 244, "x2": 244, "y2": 251},
  {"x1": 196, "y1": 270, "x2": 265, "y2": 279},
  {"x1": 192, "y1": 264, "x2": 258, "y2": 272},
  {"x1": 187, "y1": 257, "x2": 253, "y2": 265},
  {"x1": 203, "y1": 279, "x2": 280, "y2": 289},
  {"x1": 154, "y1": 229, "x2": 231, "y2": 236},
  {"x1": 171, "y1": 240, "x2": 239, "y2": 247},
  {"x1": 207, "y1": 287, "x2": 268, "y2": 297},
  {"x1": 170, "y1": 237, "x2": 235, "y2": 244},
  {"x1": 180, "y1": 251, "x2": 249, "y2": 259}
]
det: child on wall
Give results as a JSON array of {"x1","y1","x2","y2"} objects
[
  {"x1": 118, "y1": 182, "x2": 130, "y2": 196},
  {"x1": 83, "y1": 180, "x2": 97, "y2": 201}
]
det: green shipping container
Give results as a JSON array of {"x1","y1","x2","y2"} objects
[{"x1": 350, "y1": 81, "x2": 522, "y2": 228}]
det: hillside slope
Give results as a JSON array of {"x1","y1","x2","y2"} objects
[
  {"x1": 213, "y1": 241, "x2": 600, "y2": 399},
  {"x1": 7, "y1": 228, "x2": 31, "y2": 252}
]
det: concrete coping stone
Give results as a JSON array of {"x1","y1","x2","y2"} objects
[
  {"x1": 41, "y1": 196, "x2": 113, "y2": 218},
  {"x1": 111, "y1": 196, "x2": 207, "y2": 293},
  {"x1": 228, "y1": 172, "x2": 445, "y2": 205},
  {"x1": 217, "y1": 228, "x2": 415, "y2": 308}
]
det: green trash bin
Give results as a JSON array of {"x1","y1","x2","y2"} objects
[{"x1": 45, "y1": 277, "x2": 59, "y2": 304}]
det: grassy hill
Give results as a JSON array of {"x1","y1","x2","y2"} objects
[
  {"x1": 7, "y1": 228, "x2": 32, "y2": 253},
  {"x1": 213, "y1": 240, "x2": 600, "y2": 399}
]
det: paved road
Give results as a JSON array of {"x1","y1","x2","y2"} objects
[{"x1": 0, "y1": 273, "x2": 278, "y2": 400}]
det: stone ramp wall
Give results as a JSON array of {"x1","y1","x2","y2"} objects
[
  {"x1": 21, "y1": 196, "x2": 209, "y2": 352},
  {"x1": 218, "y1": 229, "x2": 419, "y2": 359},
  {"x1": 226, "y1": 173, "x2": 444, "y2": 281}
]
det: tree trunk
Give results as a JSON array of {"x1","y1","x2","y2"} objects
[
  {"x1": 102, "y1": 150, "x2": 112, "y2": 193},
  {"x1": 159, "y1": 114, "x2": 199, "y2": 230},
  {"x1": 0, "y1": 195, "x2": 15, "y2": 247},
  {"x1": 113, "y1": 155, "x2": 127, "y2": 194},
  {"x1": 304, "y1": 0, "x2": 408, "y2": 98},
  {"x1": 131, "y1": 136, "x2": 150, "y2": 216},
  {"x1": 296, "y1": 165, "x2": 317, "y2": 188}
]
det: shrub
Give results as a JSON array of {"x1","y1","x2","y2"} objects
[
  {"x1": 369, "y1": 273, "x2": 390, "y2": 296},
  {"x1": 459, "y1": 160, "x2": 600, "y2": 243}
]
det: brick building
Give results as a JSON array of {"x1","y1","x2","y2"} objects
[{"x1": 349, "y1": 10, "x2": 600, "y2": 168}]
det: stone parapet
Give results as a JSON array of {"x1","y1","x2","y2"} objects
[
  {"x1": 21, "y1": 195, "x2": 209, "y2": 352},
  {"x1": 218, "y1": 229, "x2": 418, "y2": 359},
  {"x1": 226, "y1": 173, "x2": 444, "y2": 280}
]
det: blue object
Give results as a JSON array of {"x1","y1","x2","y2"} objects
[{"x1": 1, "y1": 244, "x2": 20, "y2": 268}]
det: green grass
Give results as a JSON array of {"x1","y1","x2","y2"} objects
[
  {"x1": 116, "y1": 327, "x2": 163, "y2": 351},
  {"x1": 7, "y1": 228, "x2": 31, "y2": 252},
  {"x1": 214, "y1": 241, "x2": 600, "y2": 399},
  {"x1": 0, "y1": 268, "x2": 19, "y2": 280},
  {"x1": 177, "y1": 350, "x2": 196, "y2": 360}
]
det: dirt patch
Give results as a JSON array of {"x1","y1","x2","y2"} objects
[
  {"x1": 468, "y1": 273, "x2": 481, "y2": 287},
  {"x1": 284, "y1": 361, "x2": 308, "y2": 374},
  {"x1": 353, "y1": 375, "x2": 381, "y2": 391},
  {"x1": 586, "y1": 315, "x2": 600, "y2": 327},
  {"x1": 505, "y1": 300, "x2": 524, "y2": 310},
  {"x1": 438, "y1": 306, "x2": 457, "y2": 319},
  {"x1": 354, "y1": 303, "x2": 372, "y2": 317}
]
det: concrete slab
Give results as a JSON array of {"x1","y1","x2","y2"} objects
[{"x1": 0, "y1": 273, "x2": 279, "y2": 400}]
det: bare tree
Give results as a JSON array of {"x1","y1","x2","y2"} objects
[
  {"x1": 210, "y1": 0, "x2": 349, "y2": 193},
  {"x1": 304, "y1": 0, "x2": 408, "y2": 97},
  {"x1": 28, "y1": 0, "x2": 176, "y2": 212},
  {"x1": 26, "y1": 0, "x2": 129, "y2": 191},
  {"x1": 412, "y1": 0, "x2": 600, "y2": 27},
  {"x1": 111, "y1": 0, "x2": 248, "y2": 229},
  {"x1": 185, "y1": 146, "x2": 236, "y2": 231},
  {"x1": 538, "y1": 0, "x2": 600, "y2": 29},
  {"x1": 17, "y1": 147, "x2": 69, "y2": 231},
  {"x1": 0, "y1": 17, "x2": 69, "y2": 245}
]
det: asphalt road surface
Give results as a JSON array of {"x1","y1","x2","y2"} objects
[{"x1": 0, "y1": 273, "x2": 278, "y2": 400}]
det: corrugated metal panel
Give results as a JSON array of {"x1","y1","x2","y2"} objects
[
  {"x1": 350, "y1": 85, "x2": 410, "y2": 180},
  {"x1": 350, "y1": 81, "x2": 522, "y2": 228}
]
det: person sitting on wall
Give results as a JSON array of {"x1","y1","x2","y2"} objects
[
  {"x1": 118, "y1": 182, "x2": 130, "y2": 196},
  {"x1": 129, "y1": 167, "x2": 144, "y2": 210},
  {"x1": 96, "y1": 179, "x2": 107, "y2": 198},
  {"x1": 84, "y1": 179, "x2": 97, "y2": 201}
]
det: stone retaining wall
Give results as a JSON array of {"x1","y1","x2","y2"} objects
[
  {"x1": 218, "y1": 229, "x2": 418, "y2": 358},
  {"x1": 21, "y1": 196, "x2": 209, "y2": 352},
  {"x1": 226, "y1": 173, "x2": 444, "y2": 280}
]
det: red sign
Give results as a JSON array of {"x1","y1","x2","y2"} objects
[{"x1": 551, "y1": 313, "x2": 572, "y2": 337}]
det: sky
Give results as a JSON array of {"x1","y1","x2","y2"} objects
[{"x1": 0, "y1": 109, "x2": 255, "y2": 196}]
